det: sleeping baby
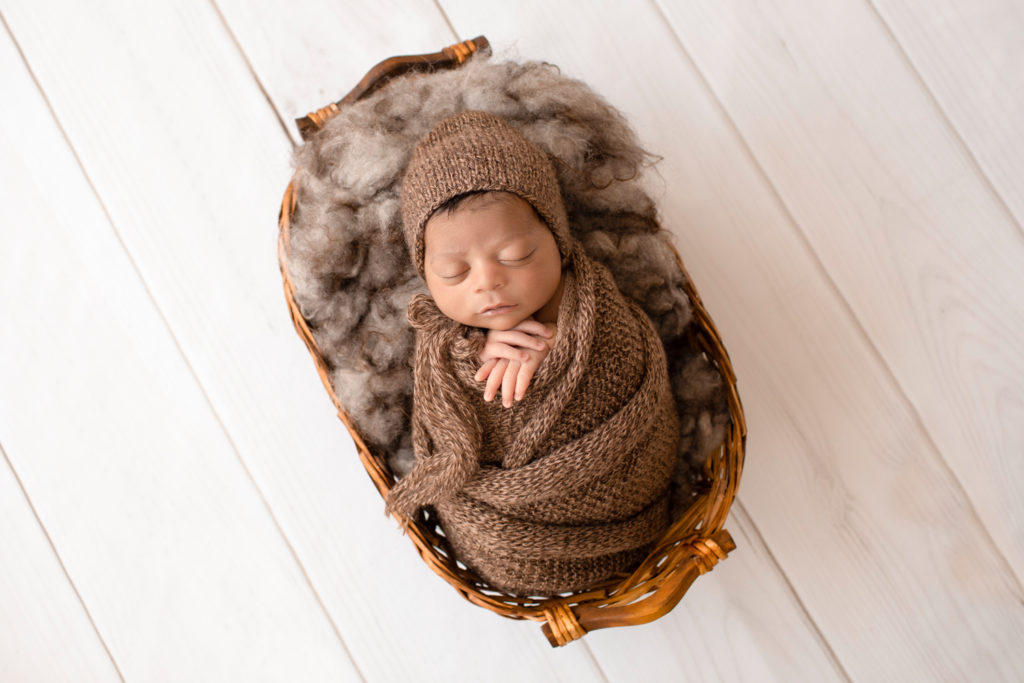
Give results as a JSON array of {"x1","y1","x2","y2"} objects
[{"x1": 385, "y1": 110, "x2": 680, "y2": 596}]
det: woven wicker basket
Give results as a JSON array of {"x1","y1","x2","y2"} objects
[{"x1": 277, "y1": 36, "x2": 746, "y2": 647}]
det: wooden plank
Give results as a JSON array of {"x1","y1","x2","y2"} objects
[
  {"x1": 0, "y1": 448, "x2": 121, "y2": 683},
  {"x1": 436, "y1": 1, "x2": 1024, "y2": 680},
  {"x1": 654, "y1": 0, "x2": 1024, "y2": 584},
  {"x1": 871, "y1": 0, "x2": 1024, "y2": 229},
  {"x1": 0, "y1": 23, "x2": 358, "y2": 682},
  {"x1": 2, "y1": 1, "x2": 605, "y2": 679}
]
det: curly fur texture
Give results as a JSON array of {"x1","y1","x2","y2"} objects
[{"x1": 285, "y1": 54, "x2": 729, "y2": 502}]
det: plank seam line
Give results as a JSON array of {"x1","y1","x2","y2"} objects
[
  {"x1": 209, "y1": 0, "x2": 297, "y2": 149},
  {"x1": 2, "y1": 10, "x2": 366, "y2": 680},
  {"x1": 0, "y1": 437, "x2": 127, "y2": 683},
  {"x1": 864, "y1": 0, "x2": 1024, "y2": 242},
  {"x1": 648, "y1": 0, "x2": 1024, "y2": 596},
  {"x1": 581, "y1": 636, "x2": 611, "y2": 681},
  {"x1": 734, "y1": 498, "x2": 853, "y2": 683},
  {"x1": 0, "y1": 17, "x2": 126, "y2": 681},
  {"x1": 431, "y1": 0, "x2": 463, "y2": 44}
]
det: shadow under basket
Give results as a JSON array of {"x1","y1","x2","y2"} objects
[{"x1": 277, "y1": 36, "x2": 747, "y2": 647}]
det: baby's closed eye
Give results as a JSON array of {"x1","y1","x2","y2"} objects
[
  {"x1": 499, "y1": 248, "x2": 536, "y2": 264},
  {"x1": 438, "y1": 268, "x2": 468, "y2": 280}
]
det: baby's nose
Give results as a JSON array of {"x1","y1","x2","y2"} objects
[{"x1": 473, "y1": 262, "x2": 505, "y2": 292}]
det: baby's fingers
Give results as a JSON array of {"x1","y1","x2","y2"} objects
[
  {"x1": 484, "y1": 359, "x2": 509, "y2": 402},
  {"x1": 489, "y1": 329, "x2": 548, "y2": 351},
  {"x1": 513, "y1": 363, "x2": 539, "y2": 402},
  {"x1": 475, "y1": 358, "x2": 498, "y2": 383},
  {"x1": 501, "y1": 361, "x2": 519, "y2": 408},
  {"x1": 513, "y1": 319, "x2": 555, "y2": 339},
  {"x1": 481, "y1": 342, "x2": 533, "y2": 364}
]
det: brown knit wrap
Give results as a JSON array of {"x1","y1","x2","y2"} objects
[
  {"x1": 400, "y1": 110, "x2": 572, "y2": 278},
  {"x1": 386, "y1": 242, "x2": 679, "y2": 595}
]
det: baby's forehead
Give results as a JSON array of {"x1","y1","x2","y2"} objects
[
  {"x1": 427, "y1": 226, "x2": 537, "y2": 258},
  {"x1": 425, "y1": 193, "x2": 551, "y2": 255}
]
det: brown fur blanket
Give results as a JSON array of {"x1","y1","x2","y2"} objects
[
  {"x1": 286, "y1": 56, "x2": 730, "y2": 497},
  {"x1": 386, "y1": 242, "x2": 679, "y2": 595}
]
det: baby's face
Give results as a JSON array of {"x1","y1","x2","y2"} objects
[{"x1": 423, "y1": 193, "x2": 563, "y2": 330}]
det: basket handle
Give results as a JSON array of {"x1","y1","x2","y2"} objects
[
  {"x1": 541, "y1": 528, "x2": 736, "y2": 647},
  {"x1": 295, "y1": 36, "x2": 491, "y2": 140}
]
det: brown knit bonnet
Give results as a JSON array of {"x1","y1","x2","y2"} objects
[{"x1": 400, "y1": 110, "x2": 571, "y2": 278}]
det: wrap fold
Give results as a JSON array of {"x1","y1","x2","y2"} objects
[{"x1": 387, "y1": 242, "x2": 679, "y2": 595}]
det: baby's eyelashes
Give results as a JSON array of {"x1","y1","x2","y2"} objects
[
  {"x1": 499, "y1": 248, "x2": 536, "y2": 264},
  {"x1": 437, "y1": 269, "x2": 468, "y2": 281}
]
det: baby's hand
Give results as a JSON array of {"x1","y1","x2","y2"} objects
[{"x1": 475, "y1": 319, "x2": 556, "y2": 408}]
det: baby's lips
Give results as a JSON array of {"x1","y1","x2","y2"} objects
[{"x1": 480, "y1": 302, "x2": 517, "y2": 316}]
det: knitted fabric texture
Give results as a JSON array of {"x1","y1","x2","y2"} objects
[
  {"x1": 385, "y1": 241, "x2": 679, "y2": 595},
  {"x1": 400, "y1": 110, "x2": 572, "y2": 277}
]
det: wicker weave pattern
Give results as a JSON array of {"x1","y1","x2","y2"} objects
[{"x1": 277, "y1": 37, "x2": 746, "y2": 646}]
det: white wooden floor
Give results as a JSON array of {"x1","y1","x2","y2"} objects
[{"x1": 2, "y1": 1, "x2": 1022, "y2": 681}]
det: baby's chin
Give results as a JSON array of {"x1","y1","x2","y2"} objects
[
  {"x1": 478, "y1": 319, "x2": 526, "y2": 331},
  {"x1": 476, "y1": 314, "x2": 533, "y2": 331},
  {"x1": 451, "y1": 309, "x2": 538, "y2": 330}
]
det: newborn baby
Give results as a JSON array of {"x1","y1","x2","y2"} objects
[{"x1": 386, "y1": 111, "x2": 679, "y2": 595}]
